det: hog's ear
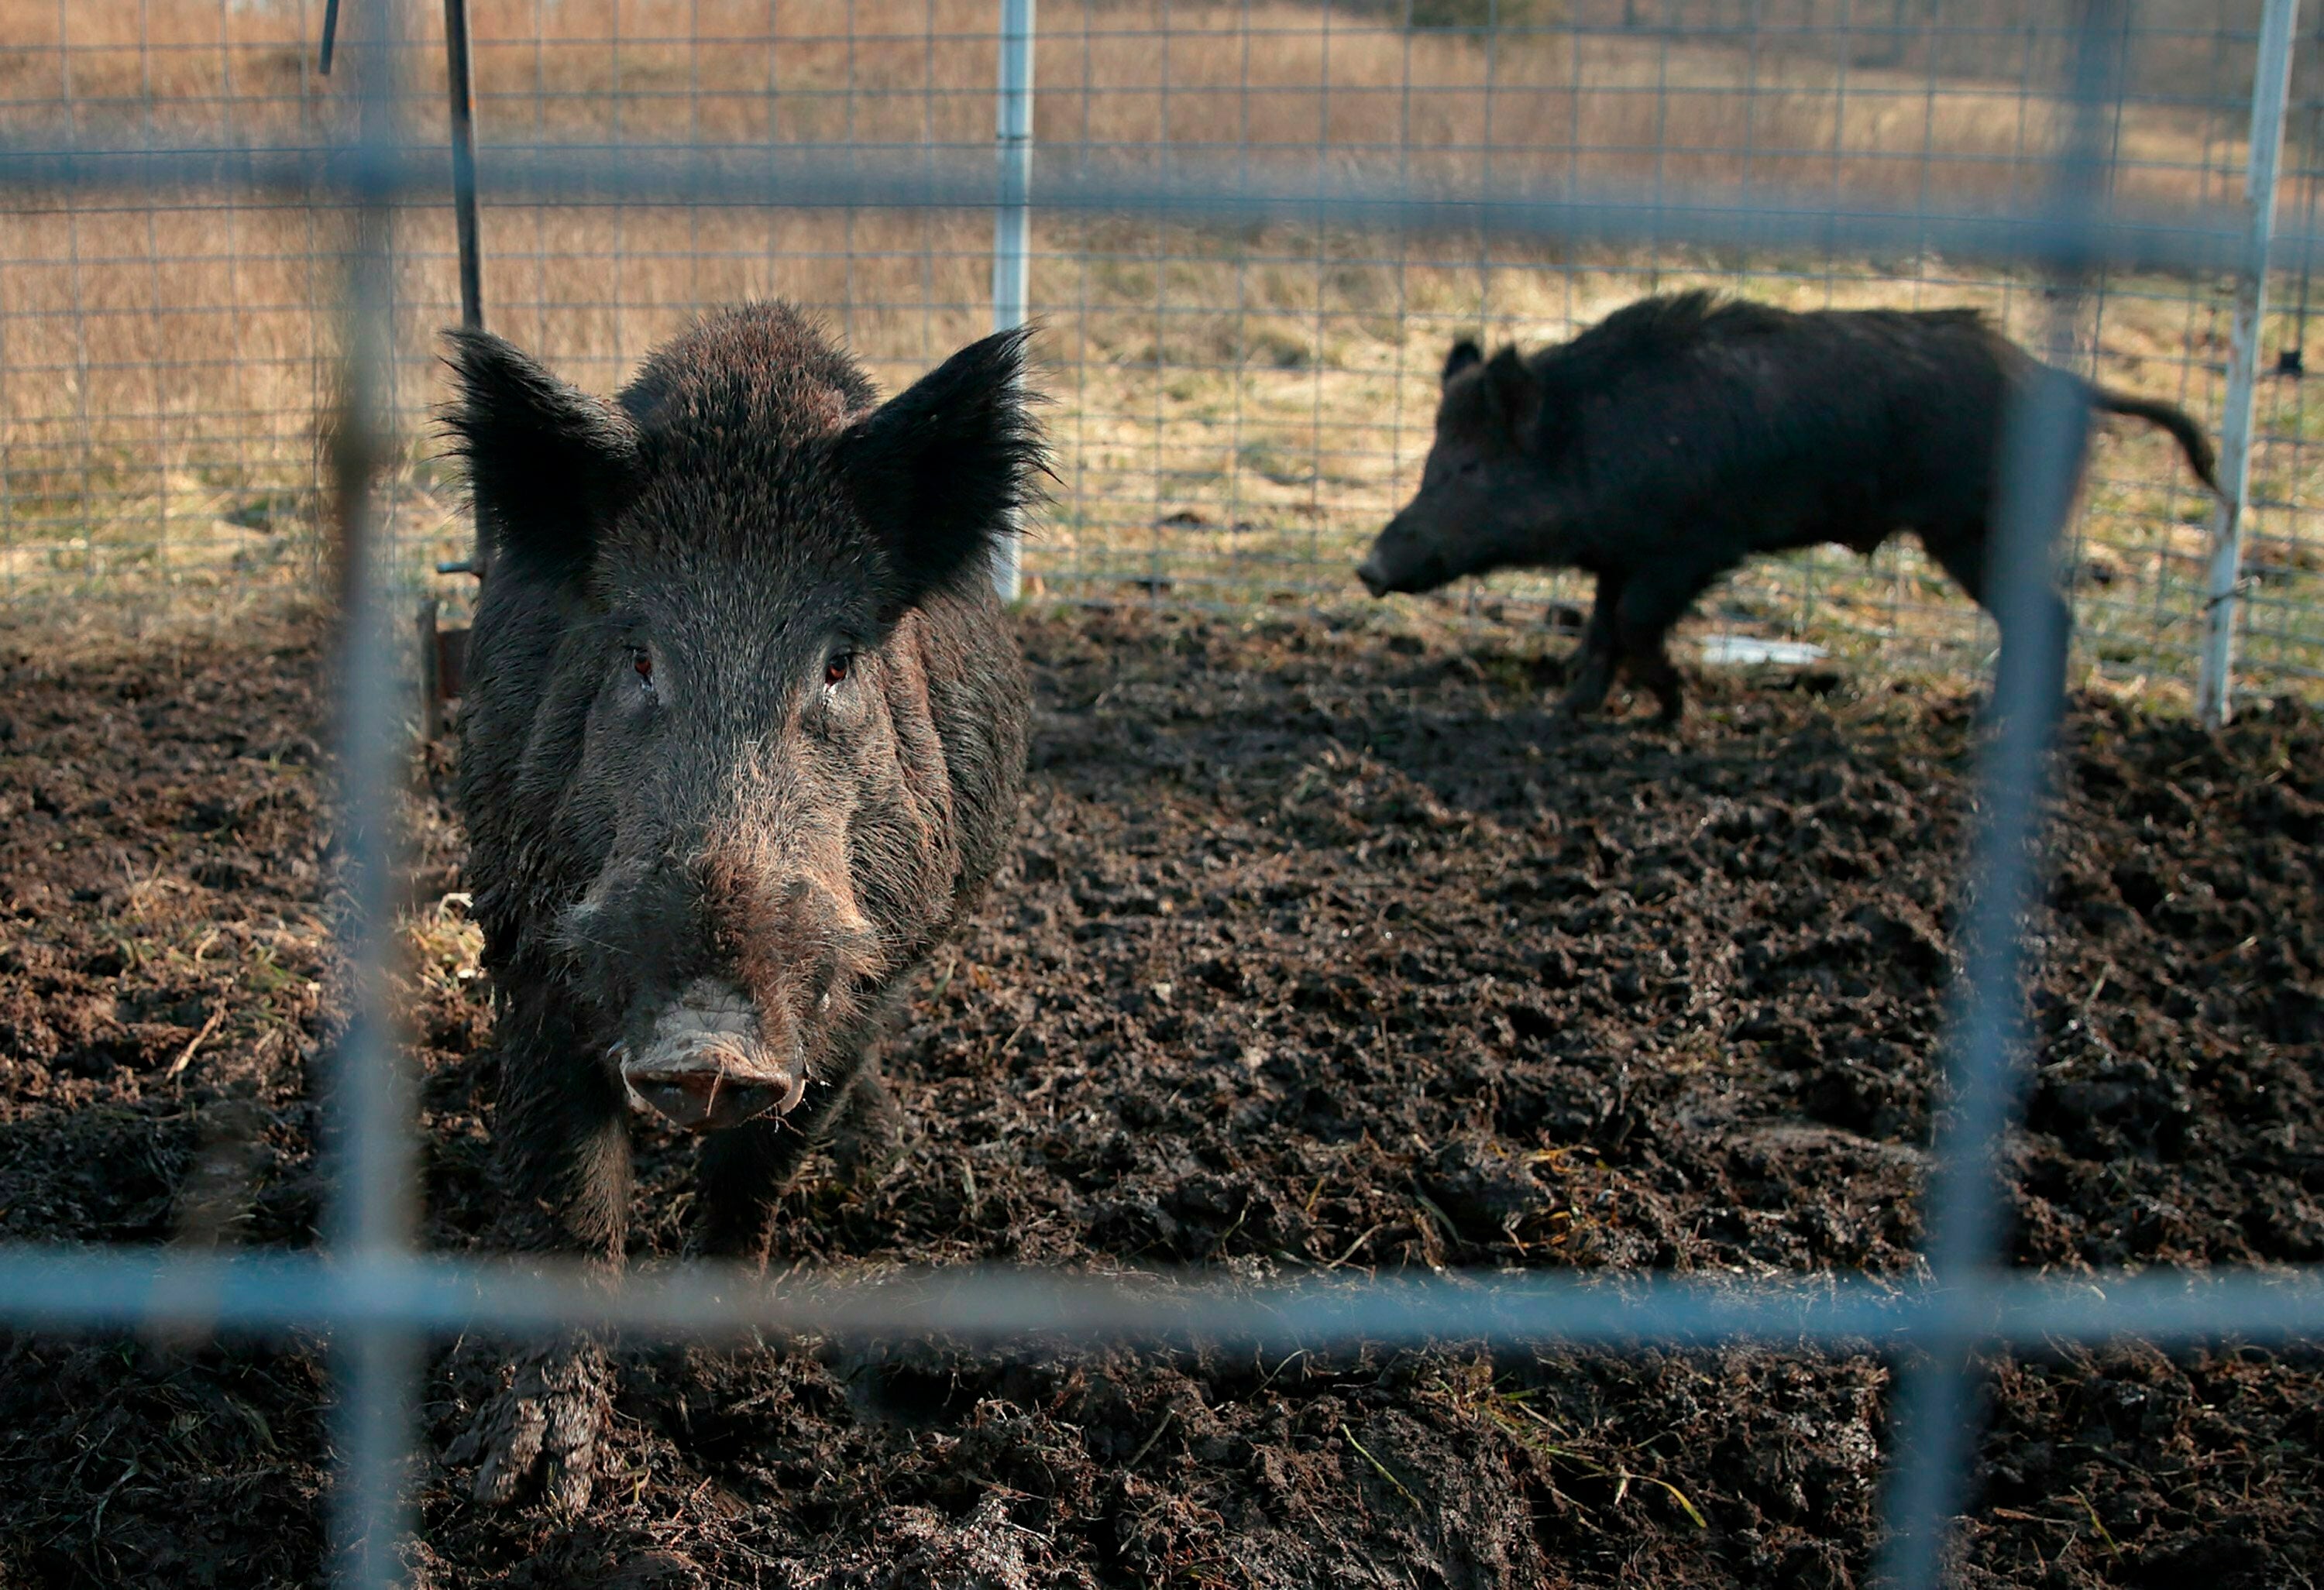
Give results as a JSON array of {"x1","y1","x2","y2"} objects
[
  {"x1": 836, "y1": 326, "x2": 1047, "y2": 608},
  {"x1": 1442, "y1": 339, "x2": 1484, "y2": 386},
  {"x1": 1480, "y1": 345, "x2": 1541, "y2": 439},
  {"x1": 441, "y1": 328, "x2": 640, "y2": 586}
]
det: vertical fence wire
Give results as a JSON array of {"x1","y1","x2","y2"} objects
[
  {"x1": 325, "y1": 4, "x2": 418, "y2": 1585},
  {"x1": 1874, "y1": 2, "x2": 2119, "y2": 1581}
]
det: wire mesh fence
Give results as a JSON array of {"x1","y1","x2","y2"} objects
[
  {"x1": 7, "y1": 1, "x2": 2324, "y2": 699},
  {"x1": 3, "y1": 1, "x2": 2323, "y2": 1586}
]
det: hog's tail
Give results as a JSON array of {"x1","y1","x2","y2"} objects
[{"x1": 2094, "y1": 386, "x2": 2223, "y2": 496}]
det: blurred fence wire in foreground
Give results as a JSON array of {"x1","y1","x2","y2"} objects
[{"x1": 2, "y1": 2, "x2": 2323, "y2": 1588}]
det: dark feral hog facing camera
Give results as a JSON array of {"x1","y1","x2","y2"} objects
[
  {"x1": 1357, "y1": 291, "x2": 2220, "y2": 722},
  {"x1": 440, "y1": 303, "x2": 1038, "y2": 1508}
]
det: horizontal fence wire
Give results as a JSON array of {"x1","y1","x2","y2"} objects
[
  {"x1": 1, "y1": 5, "x2": 2319, "y2": 1588},
  {"x1": 4, "y1": 1246, "x2": 2324, "y2": 1348},
  {"x1": 0, "y1": 139, "x2": 2307, "y2": 265}
]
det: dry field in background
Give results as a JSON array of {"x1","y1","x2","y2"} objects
[{"x1": 2, "y1": 0, "x2": 2319, "y2": 692}]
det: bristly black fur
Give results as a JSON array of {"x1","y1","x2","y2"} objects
[
  {"x1": 1442, "y1": 339, "x2": 1484, "y2": 383},
  {"x1": 442, "y1": 303, "x2": 1037, "y2": 1510},
  {"x1": 834, "y1": 325, "x2": 1051, "y2": 610},
  {"x1": 440, "y1": 327, "x2": 642, "y2": 586},
  {"x1": 1477, "y1": 345, "x2": 1540, "y2": 436},
  {"x1": 1547, "y1": 289, "x2": 1987, "y2": 366},
  {"x1": 1360, "y1": 290, "x2": 2222, "y2": 724}
]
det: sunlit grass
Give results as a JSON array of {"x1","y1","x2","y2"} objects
[{"x1": 3, "y1": 0, "x2": 2316, "y2": 695}]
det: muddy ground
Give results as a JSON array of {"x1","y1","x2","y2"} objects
[{"x1": 1, "y1": 605, "x2": 2319, "y2": 1588}]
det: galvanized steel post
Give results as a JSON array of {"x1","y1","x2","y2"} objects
[
  {"x1": 990, "y1": 0, "x2": 1036, "y2": 601},
  {"x1": 2197, "y1": 0, "x2": 2299, "y2": 728}
]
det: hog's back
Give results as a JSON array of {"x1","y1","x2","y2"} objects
[{"x1": 1555, "y1": 308, "x2": 2016, "y2": 555}]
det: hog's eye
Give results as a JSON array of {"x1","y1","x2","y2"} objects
[
  {"x1": 631, "y1": 649, "x2": 655, "y2": 692},
  {"x1": 823, "y1": 651, "x2": 854, "y2": 689}
]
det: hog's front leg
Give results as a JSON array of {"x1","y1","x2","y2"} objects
[
  {"x1": 1613, "y1": 555, "x2": 1727, "y2": 725},
  {"x1": 447, "y1": 993, "x2": 630, "y2": 1511},
  {"x1": 1556, "y1": 571, "x2": 1624, "y2": 719}
]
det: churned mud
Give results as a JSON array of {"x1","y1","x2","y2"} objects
[{"x1": 2, "y1": 606, "x2": 2319, "y2": 1588}]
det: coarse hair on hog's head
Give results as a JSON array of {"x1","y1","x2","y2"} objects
[
  {"x1": 1357, "y1": 338, "x2": 1557, "y2": 598},
  {"x1": 443, "y1": 304, "x2": 1044, "y2": 1135}
]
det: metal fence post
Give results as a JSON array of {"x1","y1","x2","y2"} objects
[
  {"x1": 2197, "y1": 0, "x2": 2300, "y2": 729},
  {"x1": 443, "y1": 0, "x2": 484, "y2": 335},
  {"x1": 990, "y1": 0, "x2": 1036, "y2": 602}
]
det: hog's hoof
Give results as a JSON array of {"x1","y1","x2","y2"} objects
[
  {"x1": 1555, "y1": 685, "x2": 1610, "y2": 722},
  {"x1": 1554, "y1": 656, "x2": 1614, "y2": 721},
  {"x1": 1639, "y1": 671, "x2": 1687, "y2": 726},
  {"x1": 449, "y1": 1338, "x2": 611, "y2": 1512}
]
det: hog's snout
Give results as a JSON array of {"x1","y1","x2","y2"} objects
[
  {"x1": 625, "y1": 1068, "x2": 802, "y2": 1132},
  {"x1": 619, "y1": 977, "x2": 810, "y2": 1132},
  {"x1": 1356, "y1": 517, "x2": 1446, "y2": 598}
]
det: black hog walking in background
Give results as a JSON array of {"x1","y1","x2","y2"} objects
[
  {"x1": 439, "y1": 303, "x2": 1040, "y2": 1509},
  {"x1": 1357, "y1": 291, "x2": 2221, "y2": 722}
]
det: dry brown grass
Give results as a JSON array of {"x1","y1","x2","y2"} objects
[
  {"x1": 0, "y1": 0, "x2": 2250, "y2": 200},
  {"x1": 2, "y1": 0, "x2": 2316, "y2": 692}
]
